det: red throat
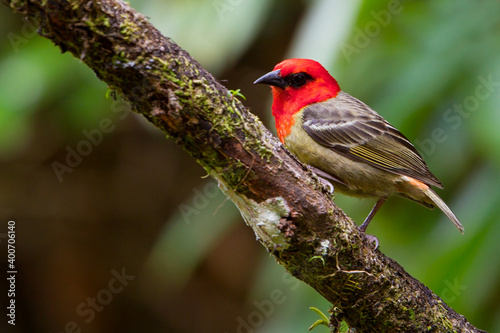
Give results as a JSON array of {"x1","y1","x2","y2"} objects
[{"x1": 270, "y1": 59, "x2": 341, "y2": 142}]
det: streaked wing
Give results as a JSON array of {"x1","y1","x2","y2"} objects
[{"x1": 301, "y1": 92, "x2": 443, "y2": 188}]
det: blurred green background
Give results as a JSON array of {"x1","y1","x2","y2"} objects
[{"x1": 1, "y1": 0, "x2": 499, "y2": 332}]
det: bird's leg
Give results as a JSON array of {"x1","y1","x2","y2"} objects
[
  {"x1": 308, "y1": 166, "x2": 334, "y2": 193},
  {"x1": 359, "y1": 198, "x2": 386, "y2": 249},
  {"x1": 308, "y1": 165, "x2": 347, "y2": 194},
  {"x1": 359, "y1": 198, "x2": 386, "y2": 232}
]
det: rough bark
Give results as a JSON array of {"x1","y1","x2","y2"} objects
[{"x1": 1, "y1": 1, "x2": 484, "y2": 332}]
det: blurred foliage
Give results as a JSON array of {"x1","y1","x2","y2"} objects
[{"x1": 1, "y1": 0, "x2": 499, "y2": 332}]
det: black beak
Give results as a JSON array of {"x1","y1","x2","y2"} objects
[{"x1": 253, "y1": 69, "x2": 286, "y2": 89}]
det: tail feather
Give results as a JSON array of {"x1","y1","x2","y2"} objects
[{"x1": 423, "y1": 187, "x2": 464, "y2": 234}]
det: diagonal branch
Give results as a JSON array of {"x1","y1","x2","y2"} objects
[{"x1": 2, "y1": 1, "x2": 483, "y2": 332}]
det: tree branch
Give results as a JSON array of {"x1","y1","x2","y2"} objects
[{"x1": 2, "y1": 1, "x2": 483, "y2": 331}]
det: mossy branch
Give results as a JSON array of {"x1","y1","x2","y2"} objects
[{"x1": 2, "y1": 0, "x2": 484, "y2": 332}]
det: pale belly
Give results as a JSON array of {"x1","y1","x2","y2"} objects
[{"x1": 285, "y1": 121, "x2": 407, "y2": 199}]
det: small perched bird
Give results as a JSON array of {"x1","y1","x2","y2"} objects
[{"x1": 254, "y1": 58, "x2": 464, "y2": 238}]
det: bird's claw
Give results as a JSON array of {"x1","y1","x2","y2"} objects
[
  {"x1": 318, "y1": 177, "x2": 334, "y2": 193},
  {"x1": 362, "y1": 233, "x2": 379, "y2": 250}
]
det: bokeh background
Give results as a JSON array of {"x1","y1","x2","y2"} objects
[{"x1": 1, "y1": 0, "x2": 499, "y2": 332}]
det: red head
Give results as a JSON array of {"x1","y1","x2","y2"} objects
[{"x1": 254, "y1": 58, "x2": 341, "y2": 142}]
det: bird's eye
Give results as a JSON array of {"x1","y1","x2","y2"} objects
[{"x1": 288, "y1": 72, "x2": 311, "y2": 88}]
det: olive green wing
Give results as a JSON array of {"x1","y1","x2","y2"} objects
[{"x1": 301, "y1": 93, "x2": 443, "y2": 188}]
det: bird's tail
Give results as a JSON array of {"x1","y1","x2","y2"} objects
[{"x1": 423, "y1": 187, "x2": 464, "y2": 234}]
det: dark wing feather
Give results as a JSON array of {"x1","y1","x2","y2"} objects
[{"x1": 302, "y1": 92, "x2": 443, "y2": 188}]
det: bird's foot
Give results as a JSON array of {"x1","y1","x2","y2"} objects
[
  {"x1": 306, "y1": 166, "x2": 341, "y2": 194},
  {"x1": 359, "y1": 229, "x2": 379, "y2": 250},
  {"x1": 318, "y1": 176, "x2": 334, "y2": 193}
]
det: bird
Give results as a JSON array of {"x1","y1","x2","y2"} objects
[{"x1": 254, "y1": 58, "x2": 464, "y2": 241}]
